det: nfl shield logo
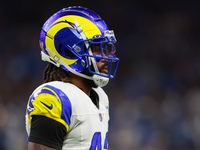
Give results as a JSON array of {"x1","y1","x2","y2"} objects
[{"x1": 99, "y1": 113, "x2": 103, "y2": 122}]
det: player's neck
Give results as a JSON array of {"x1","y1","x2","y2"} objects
[{"x1": 69, "y1": 73, "x2": 92, "y2": 96}]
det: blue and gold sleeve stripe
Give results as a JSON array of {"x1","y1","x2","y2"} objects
[{"x1": 27, "y1": 85, "x2": 72, "y2": 131}]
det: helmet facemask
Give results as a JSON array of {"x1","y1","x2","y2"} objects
[
  {"x1": 74, "y1": 25, "x2": 119, "y2": 87},
  {"x1": 83, "y1": 42, "x2": 119, "y2": 87},
  {"x1": 85, "y1": 38, "x2": 119, "y2": 79}
]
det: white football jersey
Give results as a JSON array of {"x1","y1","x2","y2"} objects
[{"x1": 25, "y1": 81, "x2": 109, "y2": 150}]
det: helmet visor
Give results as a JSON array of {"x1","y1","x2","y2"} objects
[
  {"x1": 92, "y1": 42, "x2": 116, "y2": 59},
  {"x1": 89, "y1": 42, "x2": 119, "y2": 78}
]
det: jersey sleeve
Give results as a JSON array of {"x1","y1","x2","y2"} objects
[
  {"x1": 27, "y1": 85, "x2": 72, "y2": 132},
  {"x1": 29, "y1": 115, "x2": 66, "y2": 149}
]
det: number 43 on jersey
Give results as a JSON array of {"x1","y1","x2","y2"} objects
[{"x1": 89, "y1": 132, "x2": 108, "y2": 150}]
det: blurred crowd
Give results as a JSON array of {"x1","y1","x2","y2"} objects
[{"x1": 1, "y1": 0, "x2": 200, "y2": 150}]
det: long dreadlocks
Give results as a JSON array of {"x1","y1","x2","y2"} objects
[{"x1": 43, "y1": 63, "x2": 71, "y2": 83}]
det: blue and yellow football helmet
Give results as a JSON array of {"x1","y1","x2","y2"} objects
[{"x1": 39, "y1": 6, "x2": 119, "y2": 87}]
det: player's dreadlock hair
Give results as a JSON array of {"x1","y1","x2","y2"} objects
[{"x1": 43, "y1": 63, "x2": 71, "y2": 83}]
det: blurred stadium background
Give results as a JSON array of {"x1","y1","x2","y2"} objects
[{"x1": 1, "y1": 0, "x2": 200, "y2": 150}]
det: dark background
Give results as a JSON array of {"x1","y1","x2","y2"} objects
[{"x1": 1, "y1": 0, "x2": 200, "y2": 149}]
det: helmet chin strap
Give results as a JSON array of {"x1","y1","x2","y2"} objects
[{"x1": 93, "y1": 74, "x2": 109, "y2": 87}]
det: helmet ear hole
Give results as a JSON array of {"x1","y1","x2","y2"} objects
[
  {"x1": 64, "y1": 48, "x2": 75, "y2": 58},
  {"x1": 58, "y1": 44, "x2": 75, "y2": 58},
  {"x1": 58, "y1": 44, "x2": 63, "y2": 54}
]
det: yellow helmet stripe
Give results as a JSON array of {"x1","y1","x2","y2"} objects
[
  {"x1": 45, "y1": 15, "x2": 102, "y2": 66},
  {"x1": 45, "y1": 23, "x2": 77, "y2": 65}
]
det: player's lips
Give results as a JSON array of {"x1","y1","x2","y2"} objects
[
  {"x1": 101, "y1": 69, "x2": 108, "y2": 74},
  {"x1": 100, "y1": 65, "x2": 108, "y2": 74}
]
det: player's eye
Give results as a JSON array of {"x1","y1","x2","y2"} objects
[
  {"x1": 92, "y1": 45, "x2": 101, "y2": 55},
  {"x1": 102, "y1": 42, "x2": 116, "y2": 58}
]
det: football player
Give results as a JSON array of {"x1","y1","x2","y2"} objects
[{"x1": 25, "y1": 6, "x2": 119, "y2": 150}]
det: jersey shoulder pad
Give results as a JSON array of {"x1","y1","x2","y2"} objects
[{"x1": 27, "y1": 84, "x2": 72, "y2": 131}]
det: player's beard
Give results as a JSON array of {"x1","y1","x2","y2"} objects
[
  {"x1": 82, "y1": 63, "x2": 108, "y2": 88},
  {"x1": 98, "y1": 63, "x2": 109, "y2": 75}
]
